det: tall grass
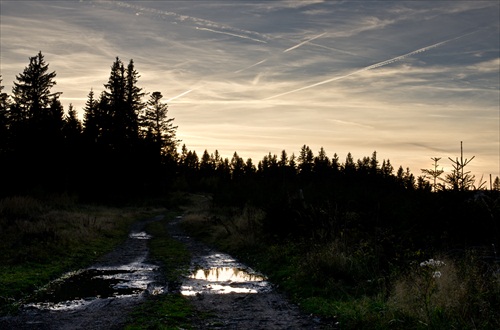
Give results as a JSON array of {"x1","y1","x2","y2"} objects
[
  {"x1": 0, "y1": 195, "x2": 164, "y2": 314},
  {"x1": 180, "y1": 194, "x2": 500, "y2": 329}
]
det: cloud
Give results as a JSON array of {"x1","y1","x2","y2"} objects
[
  {"x1": 1, "y1": 1, "x2": 498, "y2": 177},
  {"x1": 111, "y1": 1, "x2": 271, "y2": 44},
  {"x1": 265, "y1": 30, "x2": 481, "y2": 100}
]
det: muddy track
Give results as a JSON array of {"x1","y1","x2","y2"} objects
[
  {"x1": 0, "y1": 215, "x2": 166, "y2": 330},
  {"x1": 167, "y1": 216, "x2": 332, "y2": 329},
  {"x1": 1, "y1": 214, "x2": 334, "y2": 329}
]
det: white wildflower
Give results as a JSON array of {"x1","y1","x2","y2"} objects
[
  {"x1": 420, "y1": 258, "x2": 445, "y2": 268},
  {"x1": 432, "y1": 271, "x2": 442, "y2": 278}
]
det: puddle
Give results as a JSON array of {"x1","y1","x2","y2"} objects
[
  {"x1": 181, "y1": 253, "x2": 271, "y2": 296},
  {"x1": 24, "y1": 227, "x2": 163, "y2": 311},
  {"x1": 129, "y1": 231, "x2": 152, "y2": 240},
  {"x1": 24, "y1": 263, "x2": 163, "y2": 311}
]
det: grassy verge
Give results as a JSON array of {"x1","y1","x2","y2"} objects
[
  {"x1": 180, "y1": 194, "x2": 500, "y2": 330},
  {"x1": 0, "y1": 195, "x2": 165, "y2": 314},
  {"x1": 125, "y1": 214, "x2": 198, "y2": 330}
]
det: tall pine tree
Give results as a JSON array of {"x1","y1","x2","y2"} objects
[
  {"x1": 9, "y1": 52, "x2": 64, "y2": 192},
  {"x1": 140, "y1": 91, "x2": 179, "y2": 157},
  {"x1": 11, "y1": 51, "x2": 59, "y2": 123},
  {"x1": 0, "y1": 76, "x2": 9, "y2": 155}
]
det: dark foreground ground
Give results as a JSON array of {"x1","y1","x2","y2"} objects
[{"x1": 1, "y1": 214, "x2": 334, "y2": 329}]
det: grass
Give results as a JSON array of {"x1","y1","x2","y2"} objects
[
  {"x1": 179, "y1": 194, "x2": 500, "y2": 330},
  {"x1": 0, "y1": 193, "x2": 204, "y2": 328},
  {"x1": 0, "y1": 195, "x2": 165, "y2": 314},
  {"x1": 125, "y1": 212, "x2": 199, "y2": 330},
  {"x1": 126, "y1": 294, "x2": 195, "y2": 330}
]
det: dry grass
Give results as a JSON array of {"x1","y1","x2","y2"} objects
[
  {"x1": 0, "y1": 195, "x2": 167, "y2": 313},
  {"x1": 389, "y1": 255, "x2": 500, "y2": 328},
  {"x1": 0, "y1": 195, "x2": 165, "y2": 264},
  {"x1": 172, "y1": 193, "x2": 500, "y2": 329},
  {"x1": 390, "y1": 257, "x2": 461, "y2": 320},
  {"x1": 180, "y1": 194, "x2": 265, "y2": 251}
]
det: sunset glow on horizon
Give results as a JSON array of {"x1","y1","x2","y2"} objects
[{"x1": 1, "y1": 0, "x2": 499, "y2": 179}]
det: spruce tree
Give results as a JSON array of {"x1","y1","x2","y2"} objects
[
  {"x1": 11, "y1": 51, "x2": 58, "y2": 122},
  {"x1": 82, "y1": 89, "x2": 99, "y2": 143},
  {"x1": 63, "y1": 103, "x2": 82, "y2": 141},
  {"x1": 344, "y1": 152, "x2": 356, "y2": 173},
  {"x1": 104, "y1": 57, "x2": 126, "y2": 149},
  {"x1": 298, "y1": 145, "x2": 314, "y2": 174},
  {"x1": 0, "y1": 77, "x2": 9, "y2": 154},
  {"x1": 141, "y1": 91, "x2": 179, "y2": 157},
  {"x1": 8, "y1": 52, "x2": 64, "y2": 192},
  {"x1": 125, "y1": 59, "x2": 144, "y2": 139}
]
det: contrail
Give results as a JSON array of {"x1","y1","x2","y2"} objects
[
  {"x1": 309, "y1": 42, "x2": 361, "y2": 57},
  {"x1": 113, "y1": 1, "x2": 270, "y2": 44},
  {"x1": 234, "y1": 59, "x2": 268, "y2": 73},
  {"x1": 166, "y1": 89, "x2": 193, "y2": 102},
  {"x1": 265, "y1": 30, "x2": 479, "y2": 100},
  {"x1": 332, "y1": 119, "x2": 374, "y2": 129},
  {"x1": 284, "y1": 32, "x2": 327, "y2": 53},
  {"x1": 196, "y1": 27, "x2": 267, "y2": 44}
]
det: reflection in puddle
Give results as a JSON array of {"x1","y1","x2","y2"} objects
[
  {"x1": 129, "y1": 231, "x2": 152, "y2": 240},
  {"x1": 191, "y1": 267, "x2": 266, "y2": 282},
  {"x1": 25, "y1": 264, "x2": 162, "y2": 310},
  {"x1": 181, "y1": 253, "x2": 271, "y2": 296}
]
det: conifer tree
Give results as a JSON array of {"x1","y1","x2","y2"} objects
[
  {"x1": 8, "y1": 52, "x2": 65, "y2": 192},
  {"x1": 124, "y1": 59, "x2": 144, "y2": 138},
  {"x1": 369, "y1": 151, "x2": 378, "y2": 175},
  {"x1": 493, "y1": 176, "x2": 500, "y2": 191},
  {"x1": 279, "y1": 150, "x2": 288, "y2": 167},
  {"x1": 344, "y1": 152, "x2": 356, "y2": 173},
  {"x1": 63, "y1": 103, "x2": 82, "y2": 141},
  {"x1": 82, "y1": 89, "x2": 99, "y2": 143},
  {"x1": 421, "y1": 157, "x2": 444, "y2": 192},
  {"x1": 141, "y1": 91, "x2": 178, "y2": 157},
  {"x1": 331, "y1": 153, "x2": 340, "y2": 172},
  {"x1": 46, "y1": 95, "x2": 65, "y2": 135},
  {"x1": 0, "y1": 77, "x2": 9, "y2": 154},
  {"x1": 231, "y1": 152, "x2": 245, "y2": 180},
  {"x1": 288, "y1": 153, "x2": 297, "y2": 171},
  {"x1": 11, "y1": 51, "x2": 58, "y2": 123},
  {"x1": 200, "y1": 149, "x2": 215, "y2": 175},
  {"x1": 314, "y1": 147, "x2": 330, "y2": 175},
  {"x1": 244, "y1": 158, "x2": 256, "y2": 176},
  {"x1": 298, "y1": 145, "x2": 314, "y2": 174},
  {"x1": 381, "y1": 159, "x2": 394, "y2": 177},
  {"x1": 104, "y1": 57, "x2": 127, "y2": 149}
]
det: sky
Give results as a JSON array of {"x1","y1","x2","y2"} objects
[{"x1": 1, "y1": 0, "x2": 499, "y2": 181}]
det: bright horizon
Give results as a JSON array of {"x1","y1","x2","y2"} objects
[{"x1": 1, "y1": 1, "x2": 499, "y2": 180}]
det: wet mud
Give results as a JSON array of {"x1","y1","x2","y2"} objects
[{"x1": 0, "y1": 216, "x2": 166, "y2": 330}]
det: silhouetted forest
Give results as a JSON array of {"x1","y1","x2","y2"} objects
[{"x1": 1, "y1": 53, "x2": 499, "y2": 254}]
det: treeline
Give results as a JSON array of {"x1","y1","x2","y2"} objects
[
  {"x1": 0, "y1": 52, "x2": 499, "y2": 260},
  {"x1": 0, "y1": 51, "x2": 422, "y2": 200},
  {"x1": 0, "y1": 52, "x2": 179, "y2": 200}
]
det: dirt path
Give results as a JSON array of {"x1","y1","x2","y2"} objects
[
  {"x1": 167, "y1": 216, "x2": 331, "y2": 329},
  {"x1": 1, "y1": 213, "x2": 334, "y2": 329},
  {"x1": 0, "y1": 215, "x2": 165, "y2": 330}
]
